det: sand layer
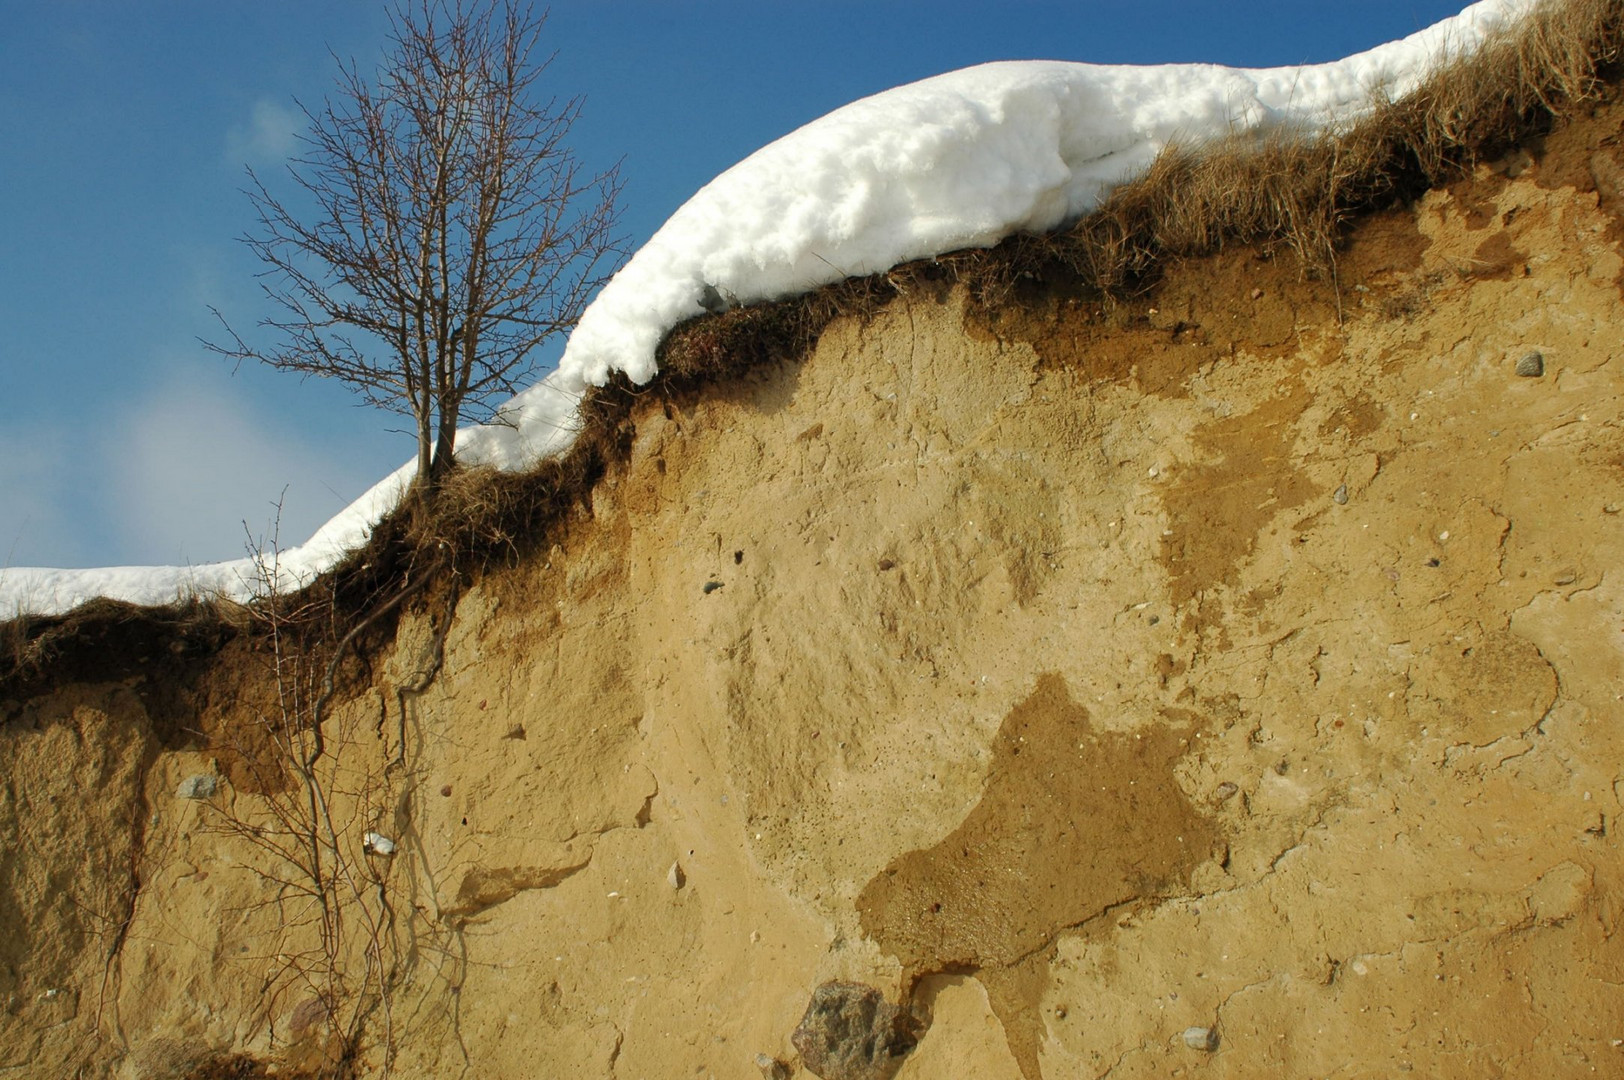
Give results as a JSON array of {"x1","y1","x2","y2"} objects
[{"x1": 4, "y1": 97, "x2": 1624, "y2": 1080}]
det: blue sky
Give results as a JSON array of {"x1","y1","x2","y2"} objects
[{"x1": 1, "y1": 1, "x2": 1472, "y2": 570}]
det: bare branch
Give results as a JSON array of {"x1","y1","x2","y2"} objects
[{"x1": 208, "y1": 0, "x2": 626, "y2": 496}]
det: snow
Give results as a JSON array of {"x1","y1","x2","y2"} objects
[
  {"x1": 0, "y1": 0, "x2": 1536, "y2": 617},
  {"x1": 558, "y1": 0, "x2": 1534, "y2": 389}
]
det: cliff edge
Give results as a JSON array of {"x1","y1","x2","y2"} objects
[{"x1": 5, "y1": 79, "x2": 1624, "y2": 1080}]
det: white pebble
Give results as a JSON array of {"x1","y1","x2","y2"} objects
[{"x1": 362, "y1": 832, "x2": 396, "y2": 856}]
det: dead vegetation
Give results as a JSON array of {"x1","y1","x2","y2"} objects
[
  {"x1": 4, "y1": 0, "x2": 1621, "y2": 697},
  {"x1": 193, "y1": 549, "x2": 407, "y2": 1080},
  {"x1": 1, "y1": 596, "x2": 241, "y2": 711},
  {"x1": 1032, "y1": 0, "x2": 1622, "y2": 296}
]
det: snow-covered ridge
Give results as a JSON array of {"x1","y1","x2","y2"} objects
[{"x1": 0, "y1": 0, "x2": 1536, "y2": 616}]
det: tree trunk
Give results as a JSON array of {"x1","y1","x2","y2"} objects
[
  {"x1": 414, "y1": 409, "x2": 436, "y2": 492},
  {"x1": 429, "y1": 405, "x2": 459, "y2": 486}
]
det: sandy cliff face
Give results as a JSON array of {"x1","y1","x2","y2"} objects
[{"x1": 5, "y1": 101, "x2": 1624, "y2": 1080}]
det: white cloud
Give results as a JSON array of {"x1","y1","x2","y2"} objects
[
  {"x1": 0, "y1": 427, "x2": 84, "y2": 569},
  {"x1": 106, "y1": 371, "x2": 380, "y2": 567},
  {"x1": 225, "y1": 98, "x2": 303, "y2": 166}
]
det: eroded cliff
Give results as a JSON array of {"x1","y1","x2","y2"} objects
[{"x1": 5, "y1": 94, "x2": 1624, "y2": 1080}]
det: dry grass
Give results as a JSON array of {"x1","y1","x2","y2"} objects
[
  {"x1": 4, "y1": 0, "x2": 1620, "y2": 695},
  {"x1": 951, "y1": 0, "x2": 1623, "y2": 306},
  {"x1": 1, "y1": 595, "x2": 239, "y2": 703}
]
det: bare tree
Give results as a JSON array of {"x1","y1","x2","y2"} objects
[{"x1": 215, "y1": 0, "x2": 624, "y2": 495}]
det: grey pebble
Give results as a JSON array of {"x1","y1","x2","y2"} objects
[
  {"x1": 791, "y1": 981, "x2": 923, "y2": 1080},
  {"x1": 755, "y1": 1054, "x2": 791, "y2": 1080},
  {"x1": 1332, "y1": 484, "x2": 1349, "y2": 505},
  {"x1": 175, "y1": 774, "x2": 218, "y2": 800},
  {"x1": 1515, "y1": 351, "x2": 1545, "y2": 377},
  {"x1": 702, "y1": 580, "x2": 724, "y2": 594},
  {"x1": 1182, "y1": 1025, "x2": 1220, "y2": 1051},
  {"x1": 1214, "y1": 782, "x2": 1239, "y2": 803}
]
